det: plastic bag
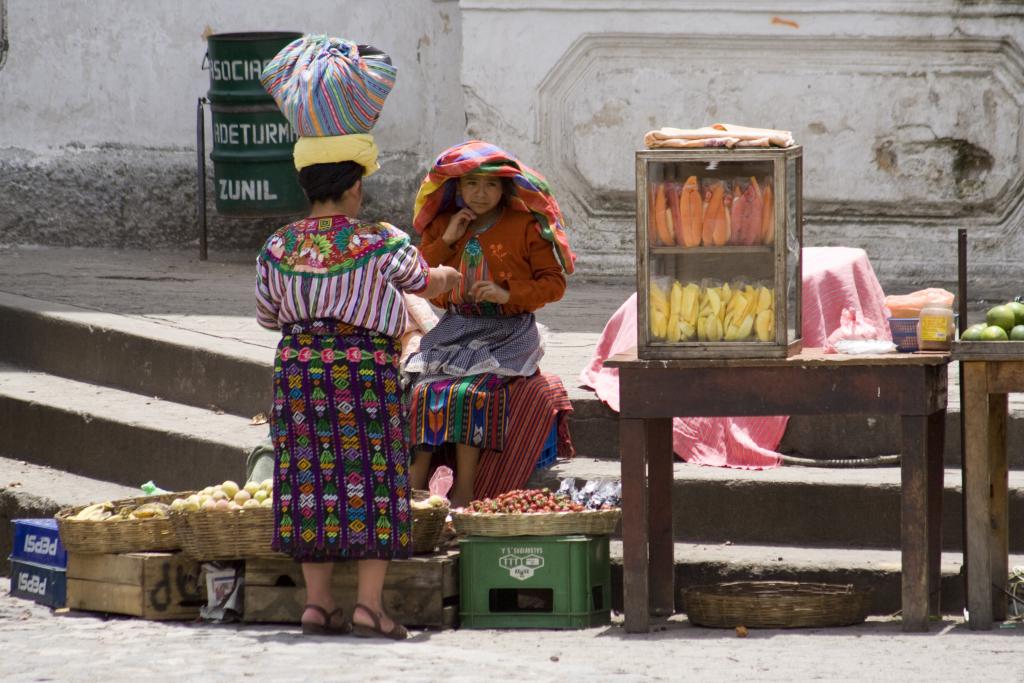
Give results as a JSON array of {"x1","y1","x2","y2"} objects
[
  {"x1": 200, "y1": 562, "x2": 244, "y2": 622},
  {"x1": 586, "y1": 480, "x2": 623, "y2": 510},
  {"x1": 140, "y1": 480, "x2": 170, "y2": 496},
  {"x1": 884, "y1": 288, "x2": 954, "y2": 319},
  {"x1": 428, "y1": 466, "x2": 454, "y2": 503},
  {"x1": 556, "y1": 478, "x2": 577, "y2": 499},
  {"x1": 826, "y1": 308, "x2": 895, "y2": 354}
]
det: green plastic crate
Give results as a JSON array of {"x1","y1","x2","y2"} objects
[{"x1": 459, "y1": 534, "x2": 611, "y2": 629}]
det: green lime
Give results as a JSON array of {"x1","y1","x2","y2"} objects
[
  {"x1": 961, "y1": 326, "x2": 984, "y2": 341},
  {"x1": 1006, "y1": 301, "x2": 1024, "y2": 327},
  {"x1": 1011, "y1": 325, "x2": 1024, "y2": 341},
  {"x1": 986, "y1": 305, "x2": 1016, "y2": 332},
  {"x1": 980, "y1": 325, "x2": 1009, "y2": 341}
]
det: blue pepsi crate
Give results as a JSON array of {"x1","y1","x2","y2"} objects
[
  {"x1": 11, "y1": 519, "x2": 67, "y2": 568},
  {"x1": 8, "y1": 557, "x2": 67, "y2": 608},
  {"x1": 533, "y1": 423, "x2": 559, "y2": 473}
]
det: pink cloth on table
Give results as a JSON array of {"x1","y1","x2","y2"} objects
[
  {"x1": 579, "y1": 247, "x2": 889, "y2": 469},
  {"x1": 801, "y1": 247, "x2": 891, "y2": 348}
]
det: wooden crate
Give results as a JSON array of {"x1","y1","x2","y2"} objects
[
  {"x1": 244, "y1": 550, "x2": 459, "y2": 629},
  {"x1": 66, "y1": 551, "x2": 205, "y2": 620}
]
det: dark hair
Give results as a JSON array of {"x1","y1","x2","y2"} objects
[{"x1": 297, "y1": 161, "x2": 363, "y2": 204}]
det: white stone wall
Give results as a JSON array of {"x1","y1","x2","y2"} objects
[
  {"x1": 2, "y1": 0, "x2": 1022, "y2": 297},
  {"x1": 0, "y1": 0, "x2": 465, "y2": 248},
  {"x1": 460, "y1": 0, "x2": 1024, "y2": 297}
]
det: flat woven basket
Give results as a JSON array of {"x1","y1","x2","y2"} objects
[
  {"x1": 56, "y1": 492, "x2": 191, "y2": 555},
  {"x1": 684, "y1": 581, "x2": 869, "y2": 629},
  {"x1": 169, "y1": 507, "x2": 286, "y2": 561},
  {"x1": 411, "y1": 490, "x2": 449, "y2": 554},
  {"x1": 450, "y1": 508, "x2": 621, "y2": 537}
]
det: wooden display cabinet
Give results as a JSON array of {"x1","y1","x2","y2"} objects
[{"x1": 636, "y1": 146, "x2": 803, "y2": 359}]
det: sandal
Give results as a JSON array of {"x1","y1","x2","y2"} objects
[
  {"x1": 351, "y1": 603, "x2": 409, "y2": 640},
  {"x1": 301, "y1": 604, "x2": 352, "y2": 636}
]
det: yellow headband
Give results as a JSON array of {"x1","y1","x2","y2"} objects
[{"x1": 293, "y1": 134, "x2": 380, "y2": 175}]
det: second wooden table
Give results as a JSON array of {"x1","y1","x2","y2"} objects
[{"x1": 606, "y1": 348, "x2": 949, "y2": 633}]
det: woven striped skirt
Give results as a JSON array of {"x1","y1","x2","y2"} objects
[
  {"x1": 409, "y1": 371, "x2": 575, "y2": 499},
  {"x1": 271, "y1": 319, "x2": 411, "y2": 562}
]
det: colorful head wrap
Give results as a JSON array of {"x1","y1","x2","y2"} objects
[
  {"x1": 260, "y1": 35, "x2": 397, "y2": 136},
  {"x1": 412, "y1": 141, "x2": 576, "y2": 274}
]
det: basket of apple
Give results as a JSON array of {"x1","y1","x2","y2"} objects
[
  {"x1": 168, "y1": 480, "x2": 286, "y2": 560},
  {"x1": 410, "y1": 490, "x2": 450, "y2": 554}
]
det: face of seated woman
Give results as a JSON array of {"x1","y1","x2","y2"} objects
[{"x1": 458, "y1": 175, "x2": 503, "y2": 218}]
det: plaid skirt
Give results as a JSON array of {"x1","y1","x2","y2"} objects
[{"x1": 271, "y1": 319, "x2": 411, "y2": 562}]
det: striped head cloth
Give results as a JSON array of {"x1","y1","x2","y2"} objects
[
  {"x1": 412, "y1": 140, "x2": 576, "y2": 274},
  {"x1": 260, "y1": 35, "x2": 397, "y2": 136}
]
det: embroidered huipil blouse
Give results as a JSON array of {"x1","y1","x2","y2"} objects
[
  {"x1": 256, "y1": 215, "x2": 429, "y2": 337},
  {"x1": 417, "y1": 210, "x2": 566, "y2": 315}
]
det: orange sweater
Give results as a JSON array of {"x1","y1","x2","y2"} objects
[{"x1": 418, "y1": 210, "x2": 566, "y2": 314}]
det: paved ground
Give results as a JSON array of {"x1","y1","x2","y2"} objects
[{"x1": 2, "y1": 578, "x2": 1022, "y2": 682}]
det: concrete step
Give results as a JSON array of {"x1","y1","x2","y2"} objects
[
  {"x1": 0, "y1": 291, "x2": 274, "y2": 419},
  {"x1": 0, "y1": 455, "x2": 138, "y2": 573},
  {"x1": 4, "y1": 290, "x2": 1024, "y2": 466},
  {"x1": 605, "y1": 541, "x2": 1015, "y2": 617},
  {"x1": 0, "y1": 364, "x2": 264, "y2": 491},
  {"x1": 530, "y1": 458, "x2": 1024, "y2": 553}
]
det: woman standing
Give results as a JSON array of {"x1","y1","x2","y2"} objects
[{"x1": 257, "y1": 36, "x2": 459, "y2": 639}]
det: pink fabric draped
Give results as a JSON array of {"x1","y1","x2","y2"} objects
[{"x1": 579, "y1": 247, "x2": 889, "y2": 469}]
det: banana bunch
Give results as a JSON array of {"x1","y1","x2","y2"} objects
[
  {"x1": 649, "y1": 280, "x2": 670, "y2": 339},
  {"x1": 71, "y1": 501, "x2": 115, "y2": 522},
  {"x1": 654, "y1": 279, "x2": 775, "y2": 343},
  {"x1": 697, "y1": 283, "x2": 775, "y2": 342},
  {"x1": 753, "y1": 286, "x2": 775, "y2": 342},
  {"x1": 667, "y1": 281, "x2": 700, "y2": 341},
  {"x1": 697, "y1": 284, "x2": 726, "y2": 342},
  {"x1": 129, "y1": 502, "x2": 171, "y2": 520}
]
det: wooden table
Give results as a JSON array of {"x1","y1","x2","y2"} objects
[
  {"x1": 605, "y1": 348, "x2": 949, "y2": 633},
  {"x1": 954, "y1": 343, "x2": 1024, "y2": 629}
]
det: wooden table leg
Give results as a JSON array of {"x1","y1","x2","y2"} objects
[
  {"x1": 646, "y1": 418, "x2": 675, "y2": 616},
  {"x1": 927, "y1": 409, "x2": 945, "y2": 618},
  {"x1": 901, "y1": 414, "x2": 931, "y2": 632},
  {"x1": 963, "y1": 362, "x2": 993, "y2": 629},
  {"x1": 988, "y1": 392, "x2": 1008, "y2": 622},
  {"x1": 621, "y1": 417, "x2": 650, "y2": 633}
]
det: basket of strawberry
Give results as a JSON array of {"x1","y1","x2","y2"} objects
[{"x1": 451, "y1": 488, "x2": 621, "y2": 537}]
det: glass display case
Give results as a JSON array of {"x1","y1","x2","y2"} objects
[{"x1": 635, "y1": 147, "x2": 803, "y2": 359}]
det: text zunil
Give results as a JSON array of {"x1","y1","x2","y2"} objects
[{"x1": 220, "y1": 179, "x2": 279, "y2": 201}]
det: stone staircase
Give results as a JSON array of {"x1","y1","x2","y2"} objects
[{"x1": 2, "y1": 250, "x2": 1024, "y2": 614}]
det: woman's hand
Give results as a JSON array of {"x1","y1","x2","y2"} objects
[
  {"x1": 418, "y1": 266, "x2": 462, "y2": 299},
  {"x1": 468, "y1": 280, "x2": 510, "y2": 304},
  {"x1": 442, "y1": 208, "x2": 476, "y2": 246}
]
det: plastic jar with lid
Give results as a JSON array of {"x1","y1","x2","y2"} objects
[{"x1": 917, "y1": 299, "x2": 954, "y2": 351}]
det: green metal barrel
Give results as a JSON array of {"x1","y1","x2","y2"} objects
[{"x1": 205, "y1": 31, "x2": 307, "y2": 216}]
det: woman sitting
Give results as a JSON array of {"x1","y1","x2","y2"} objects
[{"x1": 404, "y1": 140, "x2": 576, "y2": 507}]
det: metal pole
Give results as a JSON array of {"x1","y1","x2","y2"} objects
[
  {"x1": 196, "y1": 97, "x2": 208, "y2": 261},
  {"x1": 958, "y1": 227, "x2": 968, "y2": 606}
]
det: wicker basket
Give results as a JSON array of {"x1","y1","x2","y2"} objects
[
  {"x1": 684, "y1": 581, "x2": 869, "y2": 629},
  {"x1": 450, "y1": 508, "x2": 621, "y2": 537},
  {"x1": 411, "y1": 490, "x2": 449, "y2": 554},
  {"x1": 169, "y1": 506, "x2": 286, "y2": 561},
  {"x1": 56, "y1": 492, "x2": 190, "y2": 555}
]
